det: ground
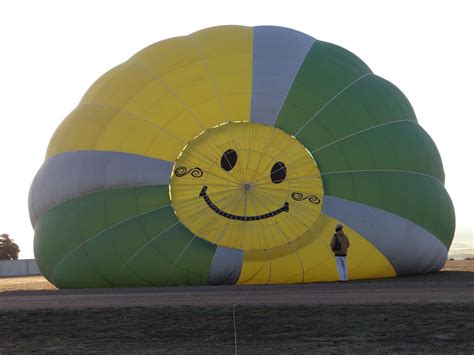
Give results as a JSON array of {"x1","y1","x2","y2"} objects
[{"x1": 0, "y1": 260, "x2": 473, "y2": 353}]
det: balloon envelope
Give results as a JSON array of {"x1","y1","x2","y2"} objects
[{"x1": 29, "y1": 25, "x2": 455, "y2": 288}]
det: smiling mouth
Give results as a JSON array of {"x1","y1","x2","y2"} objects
[{"x1": 199, "y1": 185, "x2": 289, "y2": 221}]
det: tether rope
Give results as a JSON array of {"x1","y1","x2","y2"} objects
[{"x1": 232, "y1": 285, "x2": 256, "y2": 355}]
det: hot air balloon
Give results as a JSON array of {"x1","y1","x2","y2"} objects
[{"x1": 29, "y1": 25, "x2": 455, "y2": 288}]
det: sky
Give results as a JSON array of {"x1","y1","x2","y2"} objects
[{"x1": 0, "y1": 0, "x2": 472, "y2": 259}]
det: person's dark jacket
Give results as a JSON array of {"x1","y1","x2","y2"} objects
[{"x1": 330, "y1": 233, "x2": 350, "y2": 256}]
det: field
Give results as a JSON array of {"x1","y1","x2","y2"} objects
[{"x1": 0, "y1": 260, "x2": 473, "y2": 353}]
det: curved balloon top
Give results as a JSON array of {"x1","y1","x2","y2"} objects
[{"x1": 29, "y1": 25, "x2": 455, "y2": 288}]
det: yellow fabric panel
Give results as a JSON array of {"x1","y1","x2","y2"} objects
[
  {"x1": 191, "y1": 27, "x2": 253, "y2": 122},
  {"x1": 47, "y1": 26, "x2": 253, "y2": 162},
  {"x1": 238, "y1": 214, "x2": 396, "y2": 284},
  {"x1": 131, "y1": 36, "x2": 202, "y2": 76},
  {"x1": 93, "y1": 111, "x2": 175, "y2": 157},
  {"x1": 47, "y1": 104, "x2": 120, "y2": 158},
  {"x1": 80, "y1": 62, "x2": 153, "y2": 108}
]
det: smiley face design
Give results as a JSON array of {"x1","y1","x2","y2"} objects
[{"x1": 169, "y1": 121, "x2": 324, "y2": 251}]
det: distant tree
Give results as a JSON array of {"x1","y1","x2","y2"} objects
[{"x1": 0, "y1": 234, "x2": 20, "y2": 260}]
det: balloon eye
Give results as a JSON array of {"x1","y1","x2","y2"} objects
[
  {"x1": 270, "y1": 162, "x2": 286, "y2": 183},
  {"x1": 221, "y1": 149, "x2": 238, "y2": 171}
]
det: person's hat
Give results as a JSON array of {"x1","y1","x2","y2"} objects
[{"x1": 335, "y1": 224, "x2": 343, "y2": 231}]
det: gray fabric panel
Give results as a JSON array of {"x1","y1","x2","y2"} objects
[
  {"x1": 322, "y1": 196, "x2": 447, "y2": 275},
  {"x1": 29, "y1": 151, "x2": 173, "y2": 226},
  {"x1": 208, "y1": 246, "x2": 243, "y2": 285},
  {"x1": 251, "y1": 26, "x2": 315, "y2": 125}
]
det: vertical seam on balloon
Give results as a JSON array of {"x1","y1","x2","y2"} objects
[
  {"x1": 170, "y1": 235, "x2": 196, "y2": 278},
  {"x1": 293, "y1": 72, "x2": 373, "y2": 137},
  {"x1": 78, "y1": 102, "x2": 188, "y2": 149},
  {"x1": 49, "y1": 203, "x2": 172, "y2": 281},
  {"x1": 320, "y1": 212, "x2": 368, "y2": 280},
  {"x1": 184, "y1": 187, "x2": 245, "y2": 246},
  {"x1": 323, "y1": 195, "x2": 451, "y2": 250},
  {"x1": 321, "y1": 169, "x2": 445, "y2": 185},
  {"x1": 337, "y1": 222, "x2": 397, "y2": 278},
  {"x1": 80, "y1": 60, "x2": 205, "y2": 158},
  {"x1": 209, "y1": 190, "x2": 250, "y2": 248},
  {"x1": 178, "y1": 133, "x2": 244, "y2": 185},
  {"x1": 266, "y1": 249, "x2": 273, "y2": 285},
  {"x1": 189, "y1": 35, "x2": 229, "y2": 122},
  {"x1": 124, "y1": 185, "x2": 165, "y2": 286},
  {"x1": 248, "y1": 191, "x2": 275, "y2": 250},
  {"x1": 238, "y1": 255, "x2": 269, "y2": 284},
  {"x1": 354, "y1": 120, "x2": 384, "y2": 223},
  {"x1": 28, "y1": 169, "x2": 37, "y2": 225},
  {"x1": 189, "y1": 36, "x2": 252, "y2": 182},
  {"x1": 76, "y1": 150, "x2": 116, "y2": 287},
  {"x1": 31, "y1": 182, "x2": 173, "y2": 227},
  {"x1": 30, "y1": 162, "x2": 46, "y2": 228},
  {"x1": 311, "y1": 119, "x2": 416, "y2": 153},
  {"x1": 244, "y1": 122, "x2": 254, "y2": 184},
  {"x1": 270, "y1": 39, "x2": 316, "y2": 126},
  {"x1": 232, "y1": 249, "x2": 244, "y2": 285},
  {"x1": 176, "y1": 149, "x2": 243, "y2": 185},
  {"x1": 310, "y1": 118, "x2": 357, "y2": 213},
  {"x1": 209, "y1": 126, "x2": 245, "y2": 180},
  {"x1": 250, "y1": 186, "x2": 306, "y2": 282},
  {"x1": 248, "y1": 125, "x2": 278, "y2": 182},
  {"x1": 127, "y1": 59, "x2": 207, "y2": 132},
  {"x1": 121, "y1": 221, "x2": 181, "y2": 270},
  {"x1": 249, "y1": 26, "x2": 257, "y2": 123},
  {"x1": 250, "y1": 129, "x2": 300, "y2": 185},
  {"x1": 51, "y1": 189, "x2": 115, "y2": 287},
  {"x1": 38, "y1": 160, "x2": 49, "y2": 228},
  {"x1": 264, "y1": 235, "x2": 332, "y2": 282},
  {"x1": 208, "y1": 247, "x2": 221, "y2": 284},
  {"x1": 49, "y1": 108, "x2": 78, "y2": 157},
  {"x1": 242, "y1": 193, "x2": 272, "y2": 281},
  {"x1": 180, "y1": 190, "x2": 241, "y2": 238}
]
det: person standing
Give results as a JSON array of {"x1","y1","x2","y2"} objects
[{"x1": 330, "y1": 224, "x2": 350, "y2": 281}]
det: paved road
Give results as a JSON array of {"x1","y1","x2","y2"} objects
[{"x1": 1, "y1": 271, "x2": 472, "y2": 310}]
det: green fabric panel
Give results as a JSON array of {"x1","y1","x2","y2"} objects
[
  {"x1": 172, "y1": 236, "x2": 219, "y2": 285},
  {"x1": 37, "y1": 185, "x2": 170, "y2": 287},
  {"x1": 33, "y1": 192, "x2": 112, "y2": 287},
  {"x1": 292, "y1": 75, "x2": 418, "y2": 149},
  {"x1": 313, "y1": 121, "x2": 444, "y2": 182},
  {"x1": 49, "y1": 249, "x2": 111, "y2": 288},
  {"x1": 323, "y1": 171, "x2": 455, "y2": 247},
  {"x1": 275, "y1": 40, "x2": 372, "y2": 134},
  {"x1": 34, "y1": 185, "x2": 217, "y2": 288},
  {"x1": 83, "y1": 215, "x2": 160, "y2": 287},
  {"x1": 33, "y1": 210, "x2": 111, "y2": 288},
  {"x1": 128, "y1": 223, "x2": 216, "y2": 286}
]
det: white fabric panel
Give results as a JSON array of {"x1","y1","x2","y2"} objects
[
  {"x1": 322, "y1": 196, "x2": 447, "y2": 275},
  {"x1": 208, "y1": 246, "x2": 243, "y2": 285},
  {"x1": 29, "y1": 151, "x2": 173, "y2": 226},
  {"x1": 251, "y1": 26, "x2": 315, "y2": 125}
]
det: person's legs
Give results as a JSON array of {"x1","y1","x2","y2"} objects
[
  {"x1": 335, "y1": 257, "x2": 344, "y2": 281},
  {"x1": 340, "y1": 256, "x2": 348, "y2": 281}
]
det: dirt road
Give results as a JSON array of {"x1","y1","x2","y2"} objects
[
  {"x1": 1, "y1": 271, "x2": 473, "y2": 310},
  {"x1": 0, "y1": 261, "x2": 473, "y2": 353}
]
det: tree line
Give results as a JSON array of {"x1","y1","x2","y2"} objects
[{"x1": 0, "y1": 233, "x2": 20, "y2": 260}]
